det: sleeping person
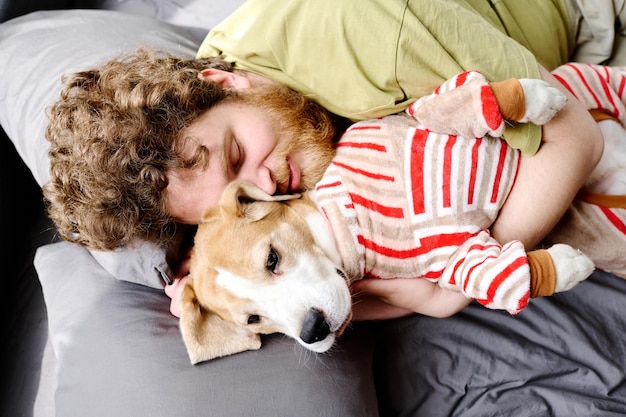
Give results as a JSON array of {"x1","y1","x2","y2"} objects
[{"x1": 43, "y1": 0, "x2": 606, "y2": 321}]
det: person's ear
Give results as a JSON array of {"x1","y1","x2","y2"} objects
[{"x1": 198, "y1": 68, "x2": 251, "y2": 89}]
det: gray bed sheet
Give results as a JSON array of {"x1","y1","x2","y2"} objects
[{"x1": 371, "y1": 269, "x2": 626, "y2": 416}]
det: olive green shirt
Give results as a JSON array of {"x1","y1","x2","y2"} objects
[{"x1": 197, "y1": 0, "x2": 571, "y2": 155}]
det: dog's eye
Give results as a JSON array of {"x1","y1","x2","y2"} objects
[
  {"x1": 266, "y1": 246, "x2": 280, "y2": 273},
  {"x1": 247, "y1": 315, "x2": 261, "y2": 325},
  {"x1": 336, "y1": 269, "x2": 347, "y2": 280}
]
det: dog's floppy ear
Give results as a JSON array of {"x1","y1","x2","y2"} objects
[
  {"x1": 216, "y1": 180, "x2": 300, "y2": 220},
  {"x1": 179, "y1": 281, "x2": 261, "y2": 364}
]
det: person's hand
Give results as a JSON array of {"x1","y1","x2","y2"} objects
[
  {"x1": 164, "y1": 275, "x2": 190, "y2": 318},
  {"x1": 164, "y1": 244, "x2": 194, "y2": 318},
  {"x1": 350, "y1": 278, "x2": 471, "y2": 321}
]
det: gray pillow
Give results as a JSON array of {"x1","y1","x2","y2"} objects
[
  {"x1": 0, "y1": 9, "x2": 208, "y2": 288},
  {"x1": 0, "y1": 9, "x2": 203, "y2": 187},
  {"x1": 36, "y1": 240, "x2": 379, "y2": 417}
]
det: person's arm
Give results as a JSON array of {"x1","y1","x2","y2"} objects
[
  {"x1": 490, "y1": 65, "x2": 604, "y2": 249},
  {"x1": 350, "y1": 278, "x2": 471, "y2": 321}
]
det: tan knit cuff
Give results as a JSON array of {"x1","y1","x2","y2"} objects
[
  {"x1": 528, "y1": 249, "x2": 556, "y2": 298},
  {"x1": 489, "y1": 78, "x2": 525, "y2": 122}
]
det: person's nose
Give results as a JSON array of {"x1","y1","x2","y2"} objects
[{"x1": 238, "y1": 164, "x2": 276, "y2": 195}]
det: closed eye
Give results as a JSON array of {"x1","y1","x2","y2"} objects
[
  {"x1": 229, "y1": 136, "x2": 242, "y2": 173},
  {"x1": 266, "y1": 246, "x2": 280, "y2": 274}
]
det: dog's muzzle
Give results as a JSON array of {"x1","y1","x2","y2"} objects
[{"x1": 300, "y1": 308, "x2": 331, "y2": 344}]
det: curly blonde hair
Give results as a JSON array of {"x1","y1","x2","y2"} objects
[{"x1": 44, "y1": 48, "x2": 234, "y2": 251}]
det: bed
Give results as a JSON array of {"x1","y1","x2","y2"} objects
[{"x1": 1, "y1": 1, "x2": 625, "y2": 416}]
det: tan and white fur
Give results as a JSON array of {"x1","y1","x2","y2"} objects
[{"x1": 180, "y1": 186, "x2": 352, "y2": 363}]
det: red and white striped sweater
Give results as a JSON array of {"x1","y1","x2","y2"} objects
[{"x1": 309, "y1": 72, "x2": 531, "y2": 314}]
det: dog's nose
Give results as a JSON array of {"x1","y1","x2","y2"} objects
[{"x1": 300, "y1": 308, "x2": 331, "y2": 344}]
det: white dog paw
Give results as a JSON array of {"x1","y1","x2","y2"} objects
[
  {"x1": 518, "y1": 79, "x2": 567, "y2": 125},
  {"x1": 547, "y1": 244, "x2": 595, "y2": 293}
]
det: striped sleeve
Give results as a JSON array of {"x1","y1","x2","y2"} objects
[
  {"x1": 406, "y1": 71, "x2": 506, "y2": 138},
  {"x1": 437, "y1": 230, "x2": 531, "y2": 315}
]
